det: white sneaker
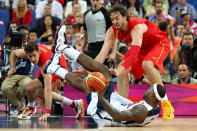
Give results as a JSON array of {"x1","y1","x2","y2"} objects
[
  {"x1": 44, "y1": 53, "x2": 61, "y2": 74},
  {"x1": 52, "y1": 25, "x2": 70, "y2": 53},
  {"x1": 18, "y1": 106, "x2": 36, "y2": 120},
  {"x1": 72, "y1": 99, "x2": 85, "y2": 119}
]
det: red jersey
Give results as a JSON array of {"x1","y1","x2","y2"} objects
[
  {"x1": 37, "y1": 44, "x2": 67, "y2": 77},
  {"x1": 112, "y1": 18, "x2": 168, "y2": 49},
  {"x1": 37, "y1": 44, "x2": 53, "y2": 67}
]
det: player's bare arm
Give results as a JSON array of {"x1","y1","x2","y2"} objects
[
  {"x1": 98, "y1": 93, "x2": 148, "y2": 122},
  {"x1": 95, "y1": 27, "x2": 118, "y2": 64},
  {"x1": 39, "y1": 66, "x2": 52, "y2": 121},
  {"x1": 130, "y1": 23, "x2": 148, "y2": 47},
  {"x1": 9, "y1": 49, "x2": 27, "y2": 76}
]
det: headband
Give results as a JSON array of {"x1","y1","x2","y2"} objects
[{"x1": 153, "y1": 84, "x2": 162, "y2": 101}]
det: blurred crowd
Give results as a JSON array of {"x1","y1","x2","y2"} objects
[{"x1": 0, "y1": 0, "x2": 197, "y2": 115}]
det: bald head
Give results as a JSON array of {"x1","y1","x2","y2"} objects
[{"x1": 178, "y1": 64, "x2": 190, "y2": 79}]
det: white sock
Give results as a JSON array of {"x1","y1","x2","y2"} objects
[
  {"x1": 63, "y1": 46, "x2": 80, "y2": 61},
  {"x1": 28, "y1": 101, "x2": 35, "y2": 107},
  {"x1": 62, "y1": 97, "x2": 73, "y2": 106},
  {"x1": 161, "y1": 94, "x2": 168, "y2": 101},
  {"x1": 56, "y1": 67, "x2": 68, "y2": 79}
]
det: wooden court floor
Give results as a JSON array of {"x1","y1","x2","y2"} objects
[{"x1": 0, "y1": 115, "x2": 196, "y2": 131}]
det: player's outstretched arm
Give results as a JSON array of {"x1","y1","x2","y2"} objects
[
  {"x1": 95, "y1": 27, "x2": 117, "y2": 64},
  {"x1": 39, "y1": 66, "x2": 52, "y2": 121},
  {"x1": 98, "y1": 91, "x2": 148, "y2": 123}
]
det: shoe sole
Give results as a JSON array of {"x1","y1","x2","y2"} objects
[{"x1": 76, "y1": 100, "x2": 85, "y2": 119}]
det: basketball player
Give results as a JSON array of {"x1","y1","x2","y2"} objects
[
  {"x1": 10, "y1": 43, "x2": 85, "y2": 121},
  {"x1": 95, "y1": 4, "x2": 174, "y2": 120},
  {"x1": 53, "y1": 78, "x2": 164, "y2": 127}
]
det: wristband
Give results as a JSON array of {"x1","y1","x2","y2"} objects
[
  {"x1": 45, "y1": 109, "x2": 51, "y2": 114},
  {"x1": 122, "y1": 45, "x2": 140, "y2": 69}
]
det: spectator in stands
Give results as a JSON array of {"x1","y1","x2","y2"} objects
[
  {"x1": 65, "y1": 23, "x2": 75, "y2": 46},
  {"x1": 9, "y1": 21, "x2": 17, "y2": 30},
  {"x1": 64, "y1": 0, "x2": 87, "y2": 18},
  {"x1": 126, "y1": 7, "x2": 139, "y2": 19},
  {"x1": 46, "y1": 34, "x2": 54, "y2": 48},
  {"x1": 149, "y1": 2, "x2": 173, "y2": 23},
  {"x1": 75, "y1": 12, "x2": 84, "y2": 24},
  {"x1": 38, "y1": 15, "x2": 56, "y2": 43},
  {"x1": 0, "y1": 0, "x2": 10, "y2": 10},
  {"x1": 36, "y1": 0, "x2": 63, "y2": 20},
  {"x1": 83, "y1": 0, "x2": 112, "y2": 67},
  {"x1": 178, "y1": 10, "x2": 197, "y2": 36},
  {"x1": 101, "y1": 0, "x2": 112, "y2": 9},
  {"x1": 66, "y1": 3, "x2": 82, "y2": 24},
  {"x1": 29, "y1": 29, "x2": 40, "y2": 44},
  {"x1": 74, "y1": 32, "x2": 83, "y2": 51},
  {"x1": 73, "y1": 12, "x2": 84, "y2": 33},
  {"x1": 12, "y1": 0, "x2": 32, "y2": 26},
  {"x1": 170, "y1": 0, "x2": 197, "y2": 21},
  {"x1": 143, "y1": 0, "x2": 169, "y2": 18},
  {"x1": 173, "y1": 31, "x2": 197, "y2": 73},
  {"x1": 171, "y1": 64, "x2": 197, "y2": 84},
  {"x1": 36, "y1": 4, "x2": 61, "y2": 33},
  {"x1": 169, "y1": 23, "x2": 186, "y2": 60},
  {"x1": 125, "y1": 0, "x2": 144, "y2": 18},
  {"x1": 1, "y1": 25, "x2": 33, "y2": 115}
]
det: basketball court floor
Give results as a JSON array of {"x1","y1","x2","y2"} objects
[{"x1": 0, "y1": 115, "x2": 196, "y2": 131}]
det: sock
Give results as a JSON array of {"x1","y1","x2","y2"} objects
[
  {"x1": 56, "y1": 67, "x2": 68, "y2": 79},
  {"x1": 62, "y1": 97, "x2": 73, "y2": 106},
  {"x1": 28, "y1": 101, "x2": 35, "y2": 107},
  {"x1": 161, "y1": 94, "x2": 168, "y2": 101},
  {"x1": 63, "y1": 46, "x2": 80, "y2": 61}
]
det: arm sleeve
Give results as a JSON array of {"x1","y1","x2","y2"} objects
[{"x1": 100, "y1": 7, "x2": 112, "y2": 32}]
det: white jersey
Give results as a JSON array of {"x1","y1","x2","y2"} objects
[{"x1": 88, "y1": 92, "x2": 160, "y2": 127}]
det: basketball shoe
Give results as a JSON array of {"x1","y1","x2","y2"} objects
[
  {"x1": 161, "y1": 100, "x2": 174, "y2": 120},
  {"x1": 52, "y1": 25, "x2": 68, "y2": 53},
  {"x1": 70, "y1": 99, "x2": 85, "y2": 119},
  {"x1": 18, "y1": 106, "x2": 36, "y2": 120},
  {"x1": 44, "y1": 53, "x2": 61, "y2": 74}
]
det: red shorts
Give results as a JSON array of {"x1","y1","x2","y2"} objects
[{"x1": 123, "y1": 38, "x2": 170, "y2": 79}]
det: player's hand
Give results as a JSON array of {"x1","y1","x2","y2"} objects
[
  {"x1": 107, "y1": 53, "x2": 116, "y2": 62},
  {"x1": 70, "y1": 69, "x2": 89, "y2": 77},
  {"x1": 39, "y1": 113, "x2": 50, "y2": 121},
  {"x1": 8, "y1": 69, "x2": 16, "y2": 77},
  {"x1": 110, "y1": 65, "x2": 125, "y2": 76},
  {"x1": 98, "y1": 84, "x2": 108, "y2": 99}
]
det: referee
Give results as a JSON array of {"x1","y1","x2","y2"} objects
[{"x1": 83, "y1": 0, "x2": 112, "y2": 67}]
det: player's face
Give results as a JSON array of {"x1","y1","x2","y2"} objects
[
  {"x1": 110, "y1": 12, "x2": 126, "y2": 30},
  {"x1": 26, "y1": 50, "x2": 40, "y2": 65}
]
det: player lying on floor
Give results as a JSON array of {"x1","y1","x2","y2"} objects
[{"x1": 53, "y1": 72, "x2": 165, "y2": 127}]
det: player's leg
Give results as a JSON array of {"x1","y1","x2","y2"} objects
[
  {"x1": 18, "y1": 78, "x2": 42, "y2": 120},
  {"x1": 117, "y1": 71, "x2": 130, "y2": 98},
  {"x1": 48, "y1": 24, "x2": 111, "y2": 81},
  {"x1": 51, "y1": 91, "x2": 85, "y2": 119},
  {"x1": 45, "y1": 52, "x2": 111, "y2": 81},
  {"x1": 142, "y1": 60, "x2": 163, "y2": 85},
  {"x1": 142, "y1": 41, "x2": 174, "y2": 120}
]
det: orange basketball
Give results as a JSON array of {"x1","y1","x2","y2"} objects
[{"x1": 85, "y1": 72, "x2": 107, "y2": 92}]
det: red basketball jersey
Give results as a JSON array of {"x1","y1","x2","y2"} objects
[{"x1": 112, "y1": 18, "x2": 168, "y2": 49}]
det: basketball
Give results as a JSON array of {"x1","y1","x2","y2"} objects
[{"x1": 85, "y1": 72, "x2": 107, "y2": 92}]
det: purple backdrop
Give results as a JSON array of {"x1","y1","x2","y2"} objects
[{"x1": 64, "y1": 84, "x2": 197, "y2": 116}]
